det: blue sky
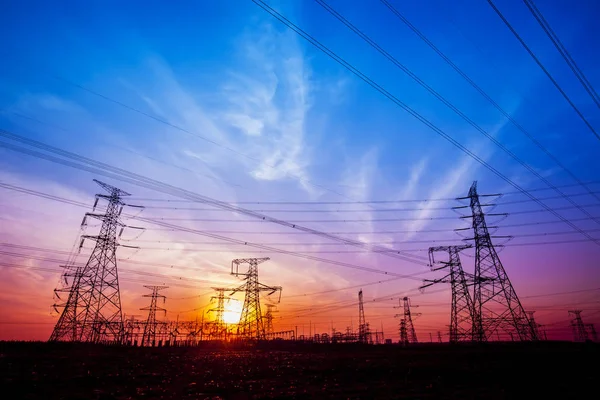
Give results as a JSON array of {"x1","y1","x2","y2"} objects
[{"x1": 0, "y1": 0, "x2": 599, "y2": 340}]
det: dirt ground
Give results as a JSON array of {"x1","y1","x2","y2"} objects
[{"x1": 1, "y1": 341, "x2": 597, "y2": 399}]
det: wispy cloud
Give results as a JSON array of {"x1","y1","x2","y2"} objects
[{"x1": 223, "y1": 26, "x2": 314, "y2": 191}]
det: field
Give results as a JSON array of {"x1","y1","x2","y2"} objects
[{"x1": 1, "y1": 341, "x2": 598, "y2": 399}]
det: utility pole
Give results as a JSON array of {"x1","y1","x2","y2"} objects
[
  {"x1": 50, "y1": 180, "x2": 139, "y2": 344},
  {"x1": 437, "y1": 331, "x2": 443, "y2": 343},
  {"x1": 423, "y1": 245, "x2": 474, "y2": 343},
  {"x1": 457, "y1": 181, "x2": 537, "y2": 341},
  {"x1": 358, "y1": 289, "x2": 370, "y2": 344},
  {"x1": 141, "y1": 286, "x2": 168, "y2": 347},
  {"x1": 569, "y1": 310, "x2": 589, "y2": 342},
  {"x1": 230, "y1": 258, "x2": 281, "y2": 340}
]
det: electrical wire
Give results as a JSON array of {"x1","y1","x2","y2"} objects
[
  {"x1": 523, "y1": 0, "x2": 600, "y2": 108},
  {"x1": 250, "y1": 0, "x2": 600, "y2": 246},
  {"x1": 0, "y1": 129, "x2": 429, "y2": 265},
  {"x1": 314, "y1": 0, "x2": 600, "y2": 227},
  {"x1": 379, "y1": 0, "x2": 600, "y2": 202},
  {"x1": 486, "y1": 0, "x2": 600, "y2": 141}
]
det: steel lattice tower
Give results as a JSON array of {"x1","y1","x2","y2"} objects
[
  {"x1": 462, "y1": 181, "x2": 537, "y2": 341},
  {"x1": 395, "y1": 297, "x2": 418, "y2": 345},
  {"x1": 403, "y1": 297, "x2": 418, "y2": 344},
  {"x1": 424, "y1": 245, "x2": 475, "y2": 343},
  {"x1": 50, "y1": 180, "x2": 130, "y2": 343},
  {"x1": 209, "y1": 287, "x2": 232, "y2": 339},
  {"x1": 230, "y1": 258, "x2": 281, "y2": 340},
  {"x1": 569, "y1": 310, "x2": 589, "y2": 342},
  {"x1": 527, "y1": 311, "x2": 542, "y2": 340},
  {"x1": 141, "y1": 285, "x2": 168, "y2": 347},
  {"x1": 264, "y1": 304, "x2": 278, "y2": 335},
  {"x1": 358, "y1": 289, "x2": 370, "y2": 344},
  {"x1": 399, "y1": 320, "x2": 408, "y2": 345},
  {"x1": 587, "y1": 324, "x2": 598, "y2": 342}
]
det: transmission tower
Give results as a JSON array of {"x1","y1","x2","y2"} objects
[
  {"x1": 399, "y1": 320, "x2": 408, "y2": 345},
  {"x1": 527, "y1": 311, "x2": 542, "y2": 340},
  {"x1": 587, "y1": 324, "x2": 598, "y2": 342},
  {"x1": 230, "y1": 258, "x2": 281, "y2": 340},
  {"x1": 569, "y1": 310, "x2": 589, "y2": 342},
  {"x1": 358, "y1": 289, "x2": 370, "y2": 344},
  {"x1": 50, "y1": 179, "x2": 134, "y2": 343},
  {"x1": 209, "y1": 287, "x2": 232, "y2": 340},
  {"x1": 423, "y1": 245, "x2": 475, "y2": 343},
  {"x1": 141, "y1": 286, "x2": 168, "y2": 347},
  {"x1": 404, "y1": 297, "x2": 419, "y2": 343},
  {"x1": 395, "y1": 297, "x2": 419, "y2": 345},
  {"x1": 459, "y1": 181, "x2": 537, "y2": 341},
  {"x1": 264, "y1": 304, "x2": 278, "y2": 335}
]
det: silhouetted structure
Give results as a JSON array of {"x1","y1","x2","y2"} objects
[
  {"x1": 396, "y1": 297, "x2": 418, "y2": 345},
  {"x1": 141, "y1": 285, "x2": 167, "y2": 346},
  {"x1": 587, "y1": 324, "x2": 598, "y2": 342},
  {"x1": 209, "y1": 287, "x2": 234, "y2": 340},
  {"x1": 264, "y1": 304, "x2": 278, "y2": 335},
  {"x1": 358, "y1": 289, "x2": 370, "y2": 344},
  {"x1": 424, "y1": 245, "x2": 474, "y2": 343},
  {"x1": 459, "y1": 181, "x2": 537, "y2": 341},
  {"x1": 230, "y1": 258, "x2": 281, "y2": 340},
  {"x1": 50, "y1": 180, "x2": 133, "y2": 343},
  {"x1": 569, "y1": 310, "x2": 592, "y2": 342}
]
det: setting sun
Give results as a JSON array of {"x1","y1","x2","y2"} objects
[{"x1": 223, "y1": 300, "x2": 242, "y2": 324}]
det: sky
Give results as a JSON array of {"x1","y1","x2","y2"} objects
[{"x1": 0, "y1": 0, "x2": 599, "y2": 342}]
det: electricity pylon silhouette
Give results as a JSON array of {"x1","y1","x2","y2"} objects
[
  {"x1": 358, "y1": 289, "x2": 370, "y2": 344},
  {"x1": 395, "y1": 297, "x2": 419, "y2": 344},
  {"x1": 141, "y1": 286, "x2": 168, "y2": 347},
  {"x1": 209, "y1": 287, "x2": 233, "y2": 339},
  {"x1": 50, "y1": 180, "x2": 133, "y2": 343},
  {"x1": 230, "y1": 258, "x2": 281, "y2": 340},
  {"x1": 458, "y1": 181, "x2": 537, "y2": 341},
  {"x1": 569, "y1": 310, "x2": 590, "y2": 342},
  {"x1": 527, "y1": 311, "x2": 542, "y2": 340},
  {"x1": 423, "y1": 245, "x2": 475, "y2": 343},
  {"x1": 587, "y1": 324, "x2": 598, "y2": 342},
  {"x1": 264, "y1": 304, "x2": 278, "y2": 335}
]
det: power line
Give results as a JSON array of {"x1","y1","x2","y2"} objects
[
  {"x1": 0, "y1": 250, "x2": 233, "y2": 286},
  {"x1": 128, "y1": 181, "x2": 600, "y2": 204},
  {"x1": 522, "y1": 0, "x2": 600, "y2": 109},
  {"x1": 5, "y1": 177, "x2": 599, "y2": 214},
  {"x1": 0, "y1": 129, "x2": 429, "y2": 265},
  {"x1": 125, "y1": 228, "x2": 600, "y2": 247},
  {"x1": 0, "y1": 263, "x2": 211, "y2": 290},
  {"x1": 486, "y1": 0, "x2": 600, "y2": 141},
  {"x1": 250, "y1": 0, "x2": 600, "y2": 246},
  {"x1": 5, "y1": 110, "x2": 246, "y2": 190},
  {"x1": 132, "y1": 200, "x2": 599, "y2": 222},
  {"x1": 379, "y1": 0, "x2": 600, "y2": 202},
  {"x1": 313, "y1": 0, "x2": 600, "y2": 227},
  {"x1": 5, "y1": 180, "x2": 597, "y2": 240},
  {"x1": 126, "y1": 190, "x2": 600, "y2": 211}
]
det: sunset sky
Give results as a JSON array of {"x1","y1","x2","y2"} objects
[{"x1": 1, "y1": 0, "x2": 599, "y2": 342}]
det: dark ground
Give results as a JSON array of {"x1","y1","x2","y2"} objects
[{"x1": 1, "y1": 341, "x2": 598, "y2": 399}]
